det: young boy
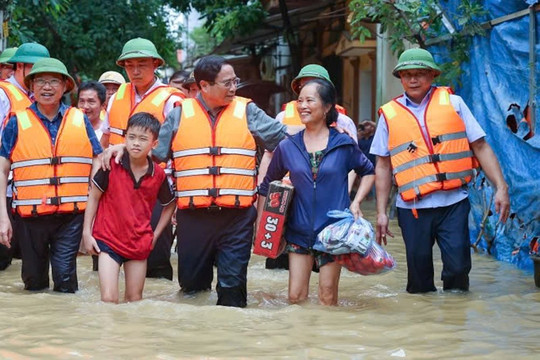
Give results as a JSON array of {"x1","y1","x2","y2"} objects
[{"x1": 83, "y1": 112, "x2": 175, "y2": 303}]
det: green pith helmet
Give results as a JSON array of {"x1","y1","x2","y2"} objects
[
  {"x1": 24, "y1": 58, "x2": 75, "y2": 93},
  {"x1": 291, "y1": 64, "x2": 333, "y2": 94},
  {"x1": 392, "y1": 48, "x2": 441, "y2": 78},
  {"x1": 0, "y1": 47, "x2": 18, "y2": 64},
  {"x1": 116, "y1": 38, "x2": 164, "y2": 67},
  {"x1": 8, "y1": 43, "x2": 50, "y2": 64}
]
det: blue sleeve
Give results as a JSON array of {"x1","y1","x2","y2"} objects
[
  {"x1": 349, "y1": 144, "x2": 375, "y2": 176},
  {"x1": 259, "y1": 143, "x2": 288, "y2": 196},
  {"x1": 0, "y1": 115, "x2": 18, "y2": 159},
  {"x1": 84, "y1": 115, "x2": 103, "y2": 156}
]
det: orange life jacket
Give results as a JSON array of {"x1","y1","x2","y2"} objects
[
  {"x1": 0, "y1": 81, "x2": 32, "y2": 129},
  {"x1": 10, "y1": 107, "x2": 93, "y2": 217},
  {"x1": 282, "y1": 100, "x2": 347, "y2": 126},
  {"x1": 379, "y1": 87, "x2": 476, "y2": 202},
  {"x1": 171, "y1": 97, "x2": 257, "y2": 209},
  {"x1": 108, "y1": 83, "x2": 184, "y2": 145}
]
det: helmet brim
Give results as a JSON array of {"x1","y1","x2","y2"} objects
[
  {"x1": 393, "y1": 62, "x2": 442, "y2": 78},
  {"x1": 24, "y1": 70, "x2": 75, "y2": 93},
  {"x1": 116, "y1": 50, "x2": 164, "y2": 67}
]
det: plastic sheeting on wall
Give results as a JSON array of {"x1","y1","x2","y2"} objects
[{"x1": 430, "y1": 0, "x2": 539, "y2": 271}]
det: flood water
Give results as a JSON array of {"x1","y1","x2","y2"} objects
[{"x1": 0, "y1": 201, "x2": 538, "y2": 359}]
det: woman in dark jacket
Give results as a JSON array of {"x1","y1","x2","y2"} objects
[{"x1": 258, "y1": 79, "x2": 375, "y2": 305}]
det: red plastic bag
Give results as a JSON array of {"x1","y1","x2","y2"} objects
[{"x1": 334, "y1": 241, "x2": 395, "y2": 275}]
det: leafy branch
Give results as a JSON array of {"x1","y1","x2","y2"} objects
[{"x1": 348, "y1": 0, "x2": 487, "y2": 87}]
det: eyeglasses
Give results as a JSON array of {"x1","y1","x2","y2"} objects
[
  {"x1": 34, "y1": 78, "x2": 64, "y2": 88},
  {"x1": 213, "y1": 77, "x2": 240, "y2": 89}
]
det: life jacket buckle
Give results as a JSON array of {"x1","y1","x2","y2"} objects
[
  {"x1": 208, "y1": 166, "x2": 221, "y2": 175},
  {"x1": 430, "y1": 154, "x2": 441, "y2": 163},
  {"x1": 436, "y1": 173, "x2": 447, "y2": 181},
  {"x1": 49, "y1": 177, "x2": 59, "y2": 185},
  {"x1": 209, "y1": 147, "x2": 221, "y2": 155},
  {"x1": 406, "y1": 141, "x2": 417, "y2": 153},
  {"x1": 208, "y1": 188, "x2": 219, "y2": 197},
  {"x1": 50, "y1": 156, "x2": 60, "y2": 165},
  {"x1": 431, "y1": 136, "x2": 441, "y2": 145}
]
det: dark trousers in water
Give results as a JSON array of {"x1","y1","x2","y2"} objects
[
  {"x1": 176, "y1": 206, "x2": 256, "y2": 308},
  {"x1": 0, "y1": 197, "x2": 20, "y2": 270},
  {"x1": 92, "y1": 203, "x2": 174, "y2": 280},
  {"x1": 397, "y1": 198, "x2": 471, "y2": 293},
  {"x1": 146, "y1": 202, "x2": 174, "y2": 280},
  {"x1": 17, "y1": 213, "x2": 83, "y2": 292}
]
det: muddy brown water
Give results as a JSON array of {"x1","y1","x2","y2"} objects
[{"x1": 0, "y1": 202, "x2": 538, "y2": 359}]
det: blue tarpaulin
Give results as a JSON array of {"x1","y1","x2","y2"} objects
[{"x1": 430, "y1": 0, "x2": 539, "y2": 271}]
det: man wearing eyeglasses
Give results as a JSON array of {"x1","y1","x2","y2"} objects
[
  {"x1": 0, "y1": 43, "x2": 50, "y2": 271},
  {"x1": 371, "y1": 48, "x2": 509, "y2": 294},
  {"x1": 103, "y1": 55, "x2": 292, "y2": 307},
  {"x1": 0, "y1": 58, "x2": 102, "y2": 292},
  {"x1": 160, "y1": 55, "x2": 292, "y2": 307}
]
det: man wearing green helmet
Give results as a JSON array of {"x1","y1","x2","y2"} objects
[
  {"x1": 100, "y1": 37, "x2": 184, "y2": 280},
  {"x1": 0, "y1": 43, "x2": 50, "y2": 271},
  {"x1": 0, "y1": 47, "x2": 17, "y2": 80},
  {"x1": 371, "y1": 48, "x2": 509, "y2": 293},
  {"x1": 0, "y1": 58, "x2": 103, "y2": 292}
]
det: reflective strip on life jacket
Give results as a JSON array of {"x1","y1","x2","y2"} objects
[
  {"x1": 175, "y1": 188, "x2": 257, "y2": 198},
  {"x1": 11, "y1": 108, "x2": 92, "y2": 217},
  {"x1": 172, "y1": 147, "x2": 257, "y2": 158},
  {"x1": 0, "y1": 81, "x2": 32, "y2": 128},
  {"x1": 381, "y1": 87, "x2": 476, "y2": 202},
  {"x1": 13, "y1": 196, "x2": 88, "y2": 207},
  {"x1": 174, "y1": 167, "x2": 257, "y2": 177},
  {"x1": 398, "y1": 169, "x2": 474, "y2": 194},
  {"x1": 108, "y1": 83, "x2": 183, "y2": 145},
  {"x1": 392, "y1": 150, "x2": 474, "y2": 175},
  {"x1": 109, "y1": 127, "x2": 125, "y2": 136},
  {"x1": 11, "y1": 156, "x2": 92, "y2": 170},
  {"x1": 171, "y1": 97, "x2": 257, "y2": 209}
]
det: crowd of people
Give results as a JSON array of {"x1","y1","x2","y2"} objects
[{"x1": 0, "y1": 39, "x2": 509, "y2": 306}]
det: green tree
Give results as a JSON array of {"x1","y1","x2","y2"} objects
[
  {"x1": 169, "y1": 0, "x2": 267, "y2": 43},
  {"x1": 5, "y1": 0, "x2": 183, "y2": 80},
  {"x1": 188, "y1": 26, "x2": 219, "y2": 60},
  {"x1": 348, "y1": 0, "x2": 487, "y2": 86}
]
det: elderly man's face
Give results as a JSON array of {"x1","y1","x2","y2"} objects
[
  {"x1": 32, "y1": 73, "x2": 66, "y2": 106},
  {"x1": 399, "y1": 69, "x2": 435, "y2": 104}
]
